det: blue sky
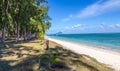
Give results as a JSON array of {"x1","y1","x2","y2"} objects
[{"x1": 47, "y1": 0, "x2": 120, "y2": 34}]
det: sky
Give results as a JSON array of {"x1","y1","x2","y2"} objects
[{"x1": 47, "y1": 0, "x2": 120, "y2": 34}]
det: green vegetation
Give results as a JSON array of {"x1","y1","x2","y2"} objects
[
  {"x1": 0, "y1": 0, "x2": 51, "y2": 42},
  {"x1": 0, "y1": 40, "x2": 114, "y2": 71}
]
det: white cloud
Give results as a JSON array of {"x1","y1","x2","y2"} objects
[
  {"x1": 115, "y1": 24, "x2": 120, "y2": 28},
  {"x1": 99, "y1": 24, "x2": 120, "y2": 29},
  {"x1": 77, "y1": 0, "x2": 120, "y2": 18},
  {"x1": 109, "y1": 25, "x2": 115, "y2": 28},
  {"x1": 64, "y1": 23, "x2": 120, "y2": 32},
  {"x1": 99, "y1": 24, "x2": 106, "y2": 29},
  {"x1": 61, "y1": 14, "x2": 74, "y2": 22},
  {"x1": 72, "y1": 24, "x2": 82, "y2": 29},
  {"x1": 62, "y1": 0, "x2": 120, "y2": 21},
  {"x1": 109, "y1": 24, "x2": 120, "y2": 28},
  {"x1": 64, "y1": 26, "x2": 70, "y2": 29},
  {"x1": 64, "y1": 24, "x2": 86, "y2": 31},
  {"x1": 64, "y1": 24, "x2": 83, "y2": 29}
]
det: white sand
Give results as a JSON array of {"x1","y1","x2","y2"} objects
[{"x1": 47, "y1": 37, "x2": 120, "y2": 71}]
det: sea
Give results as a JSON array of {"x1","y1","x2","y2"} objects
[{"x1": 48, "y1": 33, "x2": 120, "y2": 52}]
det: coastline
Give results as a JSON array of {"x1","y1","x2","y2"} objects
[{"x1": 46, "y1": 36, "x2": 120, "y2": 71}]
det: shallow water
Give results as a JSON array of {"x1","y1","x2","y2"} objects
[{"x1": 48, "y1": 33, "x2": 120, "y2": 52}]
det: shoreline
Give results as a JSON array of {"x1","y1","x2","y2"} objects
[
  {"x1": 49, "y1": 37, "x2": 120, "y2": 53},
  {"x1": 46, "y1": 36, "x2": 120, "y2": 71}
]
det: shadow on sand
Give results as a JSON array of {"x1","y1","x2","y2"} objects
[{"x1": 0, "y1": 40, "x2": 113, "y2": 71}]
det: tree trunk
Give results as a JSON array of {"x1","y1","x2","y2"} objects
[
  {"x1": 16, "y1": 24, "x2": 20, "y2": 42},
  {"x1": 1, "y1": 26, "x2": 5, "y2": 43},
  {"x1": 29, "y1": 31, "x2": 32, "y2": 39},
  {"x1": 24, "y1": 28, "x2": 27, "y2": 41}
]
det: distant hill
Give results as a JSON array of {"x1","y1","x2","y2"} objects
[{"x1": 55, "y1": 32, "x2": 63, "y2": 35}]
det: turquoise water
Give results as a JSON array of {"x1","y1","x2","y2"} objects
[{"x1": 48, "y1": 33, "x2": 120, "y2": 52}]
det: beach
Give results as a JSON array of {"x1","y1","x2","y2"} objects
[
  {"x1": 47, "y1": 37, "x2": 120, "y2": 71},
  {"x1": 0, "y1": 39, "x2": 113, "y2": 71}
]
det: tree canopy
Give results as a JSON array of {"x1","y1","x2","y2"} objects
[{"x1": 0, "y1": 0, "x2": 51, "y2": 42}]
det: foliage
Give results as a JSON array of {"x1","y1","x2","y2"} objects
[
  {"x1": 0, "y1": 0, "x2": 51, "y2": 42},
  {"x1": 39, "y1": 53, "x2": 61, "y2": 69}
]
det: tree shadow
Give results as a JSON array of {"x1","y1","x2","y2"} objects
[
  {"x1": 44, "y1": 46, "x2": 102, "y2": 71},
  {"x1": 0, "y1": 60, "x2": 17, "y2": 71},
  {"x1": 39, "y1": 48, "x2": 72, "y2": 71},
  {"x1": 0, "y1": 40, "x2": 43, "y2": 71},
  {"x1": 11, "y1": 55, "x2": 39, "y2": 71},
  {"x1": 0, "y1": 44, "x2": 40, "y2": 58},
  {"x1": 0, "y1": 40, "x2": 113, "y2": 71}
]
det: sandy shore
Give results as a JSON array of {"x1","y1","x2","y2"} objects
[{"x1": 46, "y1": 37, "x2": 120, "y2": 71}]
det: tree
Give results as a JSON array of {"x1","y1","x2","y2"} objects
[{"x1": 0, "y1": 0, "x2": 51, "y2": 42}]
